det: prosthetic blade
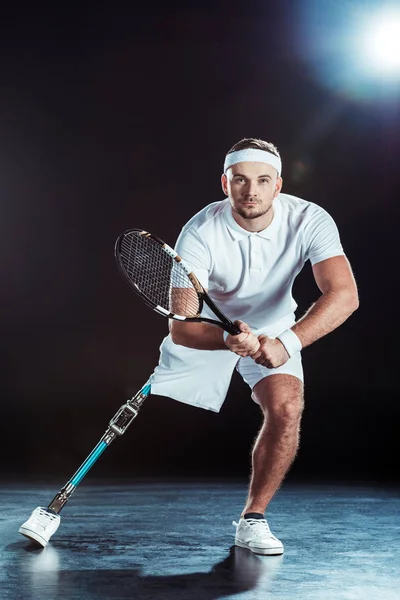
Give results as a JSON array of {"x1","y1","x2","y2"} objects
[{"x1": 18, "y1": 383, "x2": 151, "y2": 546}]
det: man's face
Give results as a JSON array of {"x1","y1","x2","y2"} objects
[{"x1": 221, "y1": 161, "x2": 282, "y2": 223}]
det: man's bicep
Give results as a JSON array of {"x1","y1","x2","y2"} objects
[
  {"x1": 312, "y1": 255, "x2": 358, "y2": 296},
  {"x1": 305, "y1": 207, "x2": 344, "y2": 266},
  {"x1": 170, "y1": 287, "x2": 200, "y2": 317},
  {"x1": 175, "y1": 228, "x2": 211, "y2": 287}
]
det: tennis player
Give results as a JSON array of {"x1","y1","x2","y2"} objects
[{"x1": 150, "y1": 138, "x2": 359, "y2": 555}]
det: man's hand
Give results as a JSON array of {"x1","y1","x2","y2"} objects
[
  {"x1": 252, "y1": 335, "x2": 290, "y2": 368},
  {"x1": 224, "y1": 320, "x2": 260, "y2": 357}
]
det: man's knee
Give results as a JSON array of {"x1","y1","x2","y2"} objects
[
  {"x1": 269, "y1": 396, "x2": 304, "y2": 426},
  {"x1": 254, "y1": 375, "x2": 304, "y2": 426}
]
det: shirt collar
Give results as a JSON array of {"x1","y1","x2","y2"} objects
[{"x1": 223, "y1": 196, "x2": 282, "y2": 241}]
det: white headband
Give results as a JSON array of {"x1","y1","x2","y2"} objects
[{"x1": 223, "y1": 148, "x2": 282, "y2": 176}]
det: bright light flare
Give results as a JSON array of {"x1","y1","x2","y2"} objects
[
  {"x1": 362, "y1": 10, "x2": 400, "y2": 76},
  {"x1": 295, "y1": 1, "x2": 400, "y2": 102}
]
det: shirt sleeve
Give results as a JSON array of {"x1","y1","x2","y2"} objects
[
  {"x1": 304, "y1": 206, "x2": 345, "y2": 266},
  {"x1": 175, "y1": 226, "x2": 211, "y2": 288}
]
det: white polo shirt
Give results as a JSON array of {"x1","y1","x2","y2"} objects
[
  {"x1": 149, "y1": 193, "x2": 344, "y2": 411},
  {"x1": 175, "y1": 193, "x2": 344, "y2": 331}
]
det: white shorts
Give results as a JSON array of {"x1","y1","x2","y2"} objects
[
  {"x1": 150, "y1": 333, "x2": 304, "y2": 412},
  {"x1": 236, "y1": 352, "x2": 304, "y2": 402}
]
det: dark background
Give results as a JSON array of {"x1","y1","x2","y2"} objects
[{"x1": 0, "y1": 1, "x2": 398, "y2": 485}]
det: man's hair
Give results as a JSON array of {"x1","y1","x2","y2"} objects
[{"x1": 226, "y1": 138, "x2": 280, "y2": 159}]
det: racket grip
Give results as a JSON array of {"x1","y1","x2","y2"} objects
[{"x1": 226, "y1": 323, "x2": 241, "y2": 335}]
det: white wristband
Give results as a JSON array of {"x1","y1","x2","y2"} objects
[
  {"x1": 276, "y1": 329, "x2": 302, "y2": 357},
  {"x1": 223, "y1": 330, "x2": 230, "y2": 342}
]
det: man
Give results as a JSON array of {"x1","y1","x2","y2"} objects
[{"x1": 150, "y1": 138, "x2": 359, "y2": 555}]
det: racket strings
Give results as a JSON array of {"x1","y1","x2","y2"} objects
[{"x1": 119, "y1": 233, "x2": 201, "y2": 317}]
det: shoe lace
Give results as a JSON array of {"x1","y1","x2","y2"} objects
[
  {"x1": 246, "y1": 518, "x2": 272, "y2": 536},
  {"x1": 31, "y1": 509, "x2": 58, "y2": 530},
  {"x1": 233, "y1": 518, "x2": 273, "y2": 539}
]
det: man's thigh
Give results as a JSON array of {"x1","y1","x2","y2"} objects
[{"x1": 236, "y1": 354, "x2": 304, "y2": 410}]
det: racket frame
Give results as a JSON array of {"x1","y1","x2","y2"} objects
[{"x1": 115, "y1": 229, "x2": 240, "y2": 335}]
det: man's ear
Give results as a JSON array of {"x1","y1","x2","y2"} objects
[
  {"x1": 221, "y1": 173, "x2": 228, "y2": 195},
  {"x1": 274, "y1": 176, "x2": 283, "y2": 198}
]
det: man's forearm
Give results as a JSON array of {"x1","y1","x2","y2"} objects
[
  {"x1": 292, "y1": 289, "x2": 359, "y2": 349},
  {"x1": 170, "y1": 320, "x2": 260, "y2": 357},
  {"x1": 170, "y1": 321, "x2": 228, "y2": 350},
  {"x1": 171, "y1": 288, "x2": 359, "y2": 352}
]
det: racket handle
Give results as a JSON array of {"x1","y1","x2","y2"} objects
[{"x1": 225, "y1": 322, "x2": 241, "y2": 335}]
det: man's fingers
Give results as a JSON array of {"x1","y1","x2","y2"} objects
[
  {"x1": 257, "y1": 334, "x2": 269, "y2": 342},
  {"x1": 232, "y1": 332, "x2": 249, "y2": 344},
  {"x1": 235, "y1": 319, "x2": 251, "y2": 334},
  {"x1": 255, "y1": 356, "x2": 273, "y2": 367},
  {"x1": 225, "y1": 322, "x2": 261, "y2": 358}
]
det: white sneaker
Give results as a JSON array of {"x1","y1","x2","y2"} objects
[
  {"x1": 19, "y1": 507, "x2": 61, "y2": 547},
  {"x1": 233, "y1": 517, "x2": 284, "y2": 555}
]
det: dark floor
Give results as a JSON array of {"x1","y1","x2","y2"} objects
[{"x1": 1, "y1": 481, "x2": 400, "y2": 599}]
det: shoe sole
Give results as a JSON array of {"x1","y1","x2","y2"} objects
[
  {"x1": 18, "y1": 526, "x2": 49, "y2": 548},
  {"x1": 235, "y1": 538, "x2": 284, "y2": 556}
]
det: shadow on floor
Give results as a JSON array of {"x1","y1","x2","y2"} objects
[{"x1": 7, "y1": 540, "x2": 283, "y2": 600}]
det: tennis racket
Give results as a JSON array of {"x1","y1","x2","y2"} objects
[{"x1": 115, "y1": 229, "x2": 241, "y2": 335}]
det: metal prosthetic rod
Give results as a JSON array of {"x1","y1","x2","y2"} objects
[
  {"x1": 48, "y1": 383, "x2": 151, "y2": 513},
  {"x1": 18, "y1": 383, "x2": 151, "y2": 547}
]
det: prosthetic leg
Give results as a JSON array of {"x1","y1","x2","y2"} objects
[{"x1": 18, "y1": 382, "x2": 151, "y2": 547}]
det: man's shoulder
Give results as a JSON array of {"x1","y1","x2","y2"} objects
[
  {"x1": 181, "y1": 199, "x2": 229, "y2": 235},
  {"x1": 279, "y1": 192, "x2": 321, "y2": 213},
  {"x1": 279, "y1": 193, "x2": 333, "y2": 225}
]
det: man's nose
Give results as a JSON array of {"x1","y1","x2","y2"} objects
[{"x1": 246, "y1": 181, "x2": 258, "y2": 196}]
